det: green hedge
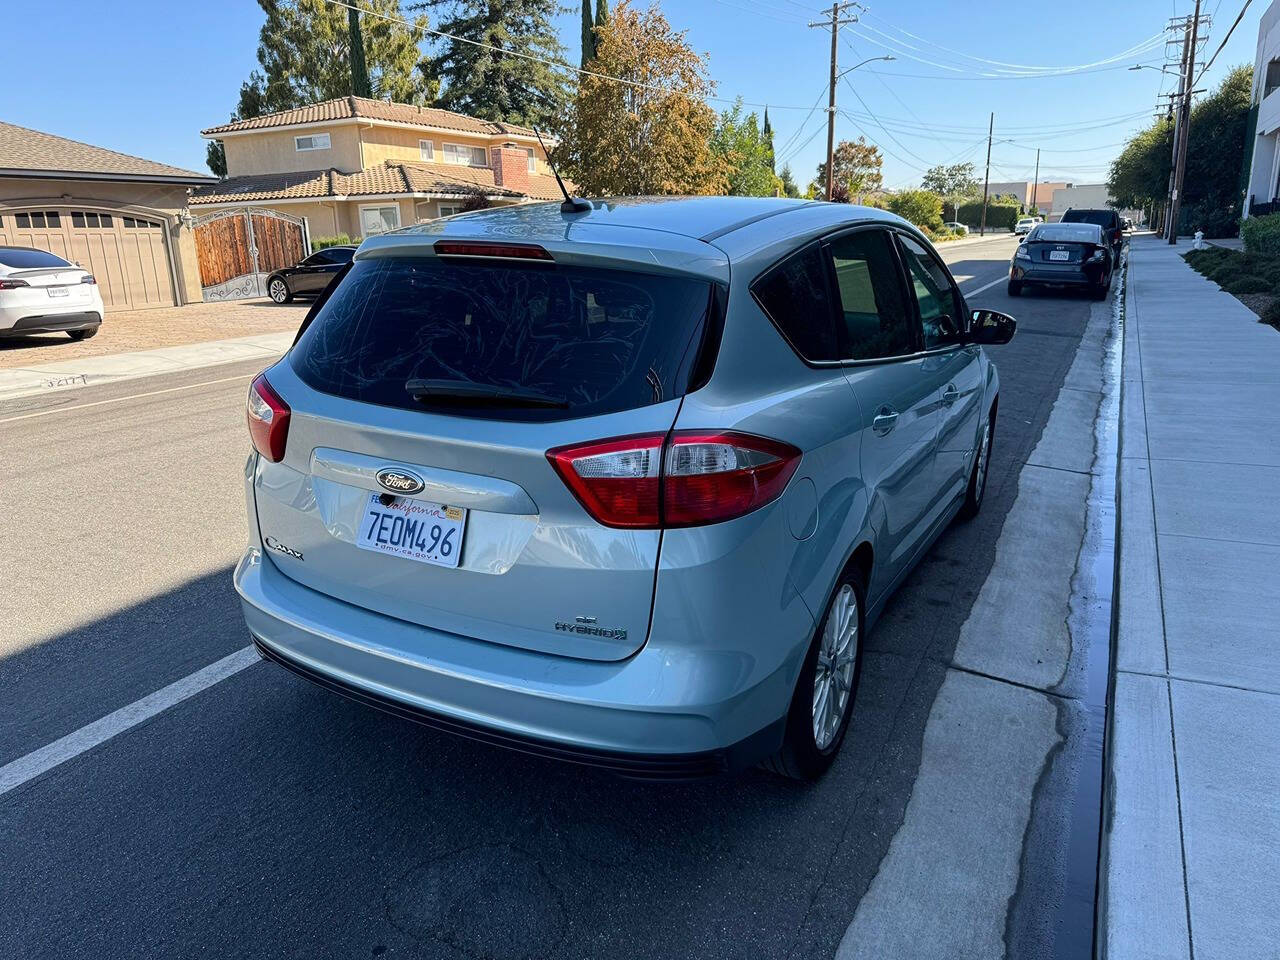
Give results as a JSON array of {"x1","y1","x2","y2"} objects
[
  {"x1": 311, "y1": 233, "x2": 353, "y2": 252},
  {"x1": 1240, "y1": 213, "x2": 1280, "y2": 255},
  {"x1": 955, "y1": 200, "x2": 1019, "y2": 231}
]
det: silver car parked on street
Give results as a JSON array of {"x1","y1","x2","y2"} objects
[{"x1": 234, "y1": 197, "x2": 1015, "y2": 780}]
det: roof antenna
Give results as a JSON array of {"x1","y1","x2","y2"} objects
[{"x1": 534, "y1": 127, "x2": 591, "y2": 214}]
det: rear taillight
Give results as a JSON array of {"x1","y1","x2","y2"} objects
[
  {"x1": 548, "y1": 431, "x2": 801, "y2": 529},
  {"x1": 80, "y1": 274, "x2": 96, "y2": 284},
  {"x1": 0, "y1": 278, "x2": 30, "y2": 290},
  {"x1": 246, "y1": 373, "x2": 290, "y2": 462}
]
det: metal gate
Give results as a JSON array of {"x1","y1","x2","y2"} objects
[{"x1": 193, "y1": 208, "x2": 309, "y2": 301}]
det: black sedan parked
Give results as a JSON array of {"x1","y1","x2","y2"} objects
[
  {"x1": 1008, "y1": 222, "x2": 1113, "y2": 300},
  {"x1": 266, "y1": 245, "x2": 355, "y2": 303}
]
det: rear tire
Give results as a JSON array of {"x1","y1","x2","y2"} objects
[
  {"x1": 268, "y1": 278, "x2": 292, "y2": 304},
  {"x1": 67, "y1": 327, "x2": 98, "y2": 341},
  {"x1": 1007, "y1": 279, "x2": 1022, "y2": 297},
  {"x1": 957, "y1": 409, "x2": 994, "y2": 522},
  {"x1": 1091, "y1": 280, "x2": 1109, "y2": 301},
  {"x1": 763, "y1": 569, "x2": 866, "y2": 781}
]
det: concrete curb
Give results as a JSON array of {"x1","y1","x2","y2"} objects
[{"x1": 0, "y1": 331, "x2": 295, "y2": 403}]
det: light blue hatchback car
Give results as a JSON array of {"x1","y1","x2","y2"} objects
[{"x1": 235, "y1": 197, "x2": 1015, "y2": 780}]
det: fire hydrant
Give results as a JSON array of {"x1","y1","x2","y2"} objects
[{"x1": 1192, "y1": 230, "x2": 1206, "y2": 250}]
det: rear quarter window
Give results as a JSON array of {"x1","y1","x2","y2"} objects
[
  {"x1": 751, "y1": 243, "x2": 839, "y2": 362},
  {"x1": 290, "y1": 256, "x2": 715, "y2": 421}
]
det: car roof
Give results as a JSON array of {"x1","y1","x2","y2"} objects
[{"x1": 356, "y1": 197, "x2": 915, "y2": 279}]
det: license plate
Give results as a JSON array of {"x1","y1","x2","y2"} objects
[
  {"x1": 355, "y1": 493, "x2": 465, "y2": 568},
  {"x1": 48, "y1": 286, "x2": 70, "y2": 297},
  {"x1": 1049, "y1": 250, "x2": 1070, "y2": 261}
]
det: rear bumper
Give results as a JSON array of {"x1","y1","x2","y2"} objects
[
  {"x1": 0, "y1": 309, "x2": 102, "y2": 335},
  {"x1": 1011, "y1": 262, "x2": 1105, "y2": 285},
  {"x1": 233, "y1": 548, "x2": 794, "y2": 777}
]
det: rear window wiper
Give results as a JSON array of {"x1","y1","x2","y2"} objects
[{"x1": 404, "y1": 378, "x2": 568, "y2": 409}]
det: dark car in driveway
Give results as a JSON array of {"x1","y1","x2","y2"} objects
[
  {"x1": 1060, "y1": 207, "x2": 1123, "y2": 263},
  {"x1": 267, "y1": 246, "x2": 356, "y2": 303},
  {"x1": 1008, "y1": 222, "x2": 1113, "y2": 299}
]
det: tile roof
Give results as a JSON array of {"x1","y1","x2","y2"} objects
[
  {"x1": 0, "y1": 121, "x2": 213, "y2": 183},
  {"x1": 190, "y1": 160, "x2": 572, "y2": 205},
  {"x1": 202, "y1": 96, "x2": 538, "y2": 139}
]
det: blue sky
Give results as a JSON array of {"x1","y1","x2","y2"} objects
[{"x1": 2, "y1": 0, "x2": 1261, "y2": 190}]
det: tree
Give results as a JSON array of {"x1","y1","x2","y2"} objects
[
  {"x1": 414, "y1": 0, "x2": 570, "y2": 130},
  {"x1": 762, "y1": 107, "x2": 775, "y2": 173},
  {"x1": 920, "y1": 162, "x2": 978, "y2": 197},
  {"x1": 886, "y1": 189, "x2": 943, "y2": 231},
  {"x1": 348, "y1": 6, "x2": 372, "y2": 98},
  {"x1": 558, "y1": 1, "x2": 725, "y2": 196},
  {"x1": 1110, "y1": 65, "x2": 1252, "y2": 234},
  {"x1": 209, "y1": 0, "x2": 432, "y2": 173},
  {"x1": 595, "y1": 0, "x2": 610, "y2": 32},
  {"x1": 581, "y1": 0, "x2": 596, "y2": 66},
  {"x1": 814, "y1": 137, "x2": 883, "y2": 200},
  {"x1": 711, "y1": 100, "x2": 780, "y2": 196},
  {"x1": 779, "y1": 163, "x2": 801, "y2": 198}
]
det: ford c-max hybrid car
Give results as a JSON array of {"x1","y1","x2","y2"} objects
[{"x1": 234, "y1": 197, "x2": 1015, "y2": 780}]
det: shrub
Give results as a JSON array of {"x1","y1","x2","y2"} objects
[
  {"x1": 311, "y1": 233, "x2": 352, "y2": 252},
  {"x1": 1262, "y1": 298, "x2": 1280, "y2": 330},
  {"x1": 1241, "y1": 213, "x2": 1280, "y2": 255},
  {"x1": 1224, "y1": 274, "x2": 1272, "y2": 295},
  {"x1": 886, "y1": 189, "x2": 944, "y2": 232},
  {"x1": 955, "y1": 199, "x2": 1020, "y2": 231}
]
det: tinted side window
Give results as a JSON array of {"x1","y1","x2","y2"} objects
[
  {"x1": 752, "y1": 243, "x2": 839, "y2": 362},
  {"x1": 897, "y1": 234, "x2": 965, "y2": 349},
  {"x1": 327, "y1": 247, "x2": 354, "y2": 263},
  {"x1": 827, "y1": 230, "x2": 916, "y2": 360}
]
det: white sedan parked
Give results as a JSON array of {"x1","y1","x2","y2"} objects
[
  {"x1": 943, "y1": 221, "x2": 969, "y2": 235},
  {"x1": 1014, "y1": 217, "x2": 1037, "y2": 236},
  {"x1": 0, "y1": 246, "x2": 103, "y2": 341}
]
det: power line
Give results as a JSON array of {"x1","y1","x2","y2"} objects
[{"x1": 1195, "y1": 0, "x2": 1253, "y2": 82}]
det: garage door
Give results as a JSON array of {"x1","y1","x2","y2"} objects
[{"x1": 0, "y1": 208, "x2": 175, "y2": 310}]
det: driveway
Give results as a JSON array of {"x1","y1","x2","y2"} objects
[
  {"x1": 0, "y1": 298, "x2": 307, "y2": 369},
  {"x1": 0, "y1": 235, "x2": 1115, "y2": 959}
]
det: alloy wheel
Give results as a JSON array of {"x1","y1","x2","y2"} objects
[
  {"x1": 812, "y1": 584, "x2": 859, "y2": 751},
  {"x1": 270, "y1": 280, "x2": 287, "y2": 302}
]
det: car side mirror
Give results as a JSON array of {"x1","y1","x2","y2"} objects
[{"x1": 970, "y1": 308, "x2": 1016, "y2": 345}]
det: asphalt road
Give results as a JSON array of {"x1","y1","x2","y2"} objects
[{"x1": 0, "y1": 234, "x2": 1104, "y2": 959}]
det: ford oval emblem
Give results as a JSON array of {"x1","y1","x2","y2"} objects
[{"x1": 376, "y1": 468, "x2": 425, "y2": 495}]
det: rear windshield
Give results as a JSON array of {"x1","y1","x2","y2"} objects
[
  {"x1": 0, "y1": 247, "x2": 72, "y2": 269},
  {"x1": 1029, "y1": 224, "x2": 1103, "y2": 243},
  {"x1": 290, "y1": 256, "x2": 714, "y2": 421},
  {"x1": 1061, "y1": 210, "x2": 1116, "y2": 228}
]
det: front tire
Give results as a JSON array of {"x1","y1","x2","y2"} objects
[
  {"x1": 1007, "y1": 279, "x2": 1022, "y2": 297},
  {"x1": 764, "y1": 570, "x2": 866, "y2": 781},
  {"x1": 67, "y1": 327, "x2": 98, "y2": 341},
  {"x1": 268, "y1": 278, "x2": 292, "y2": 304}
]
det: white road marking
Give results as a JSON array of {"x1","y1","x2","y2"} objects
[
  {"x1": 0, "y1": 646, "x2": 260, "y2": 797},
  {"x1": 962, "y1": 275, "x2": 1008, "y2": 297},
  {"x1": 0, "y1": 373, "x2": 253, "y2": 424}
]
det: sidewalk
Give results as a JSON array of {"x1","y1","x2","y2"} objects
[{"x1": 1103, "y1": 235, "x2": 1280, "y2": 958}]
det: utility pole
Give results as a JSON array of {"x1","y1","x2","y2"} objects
[
  {"x1": 1032, "y1": 148, "x2": 1040, "y2": 216},
  {"x1": 980, "y1": 112, "x2": 994, "y2": 236},
  {"x1": 1168, "y1": 0, "x2": 1205, "y2": 245},
  {"x1": 809, "y1": 2, "x2": 860, "y2": 201},
  {"x1": 1165, "y1": 18, "x2": 1192, "y2": 240}
]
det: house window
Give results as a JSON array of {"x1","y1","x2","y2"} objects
[
  {"x1": 359, "y1": 204, "x2": 401, "y2": 236},
  {"x1": 295, "y1": 133, "x2": 332, "y2": 152},
  {"x1": 419, "y1": 140, "x2": 435, "y2": 161},
  {"x1": 443, "y1": 143, "x2": 488, "y2": 166},
  {"x1": 523, "y1": 147, "x2": 536, "y2": 173},
  {"x1": 1267, "y1": 59, "x2": 1280, "y2": 99},
  {"x1": 438, "y1": 204, "x2": 461, "y2": 218}
]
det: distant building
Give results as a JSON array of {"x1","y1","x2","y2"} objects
[
  {"x1": 1244, "y1": 0, "x2": 1280, "y2": 216},
  {"x1": 1048, "y1": 183, "x2": 1143, "y2": 224},
  {"x1": 978, "y1": 180, "x2": 1068, "y2": 211}
]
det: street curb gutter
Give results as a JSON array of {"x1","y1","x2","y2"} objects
[{"x1": 1093, "y1": 250, "x2": 1129, "y2": 959}]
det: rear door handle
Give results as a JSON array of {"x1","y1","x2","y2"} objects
[
  {"x1": 872, "y1": 406, "x2": 899, "y2": 436},
  {"x1": 941, "y1": 384, "x2": 960, "y2": 407}
]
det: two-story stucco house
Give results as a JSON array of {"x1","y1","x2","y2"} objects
[{"x1": 191, "y1": 96, "x2": 570, "y2": 239}]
